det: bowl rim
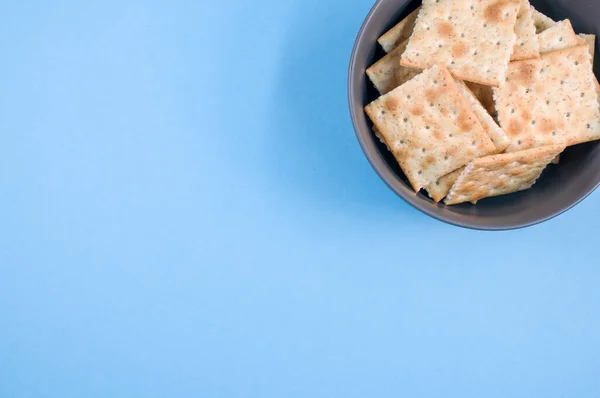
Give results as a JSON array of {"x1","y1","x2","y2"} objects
[{"x1": 347, "y1": 0, "x2": 600, "y2": 231}]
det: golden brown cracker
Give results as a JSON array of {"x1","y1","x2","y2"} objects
[
  {"x1": 494, "y1": 45, "x2": 600, "y2": 151},
  {"x1": 445, "y1": 145, "x2": 564, "y2": 205},
  {"x1": 401, "y1": 0, "x2": 521, "y2": 86},
  {"x1": 365, "y1": 65, "x2": 496, "y2": 191}
]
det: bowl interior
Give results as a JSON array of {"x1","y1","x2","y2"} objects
[{"x1": 350, "y1": 0, "x2": 600, "y2": 229}]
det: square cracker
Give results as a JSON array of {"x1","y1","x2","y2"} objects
[
  {"x1": 511, "y1": 0, "x2": 539, "y2": 61},
  {"x1": 493, "y1": 45, "x2": 600, "y2": 151},
  {"x1": 445, "y1": 144, "x2": 565, "y2": 205},
  {"x1": 372, "y1": 79, "x2": 509, "y2": 151},
  {"x1": 367, "y1": 40, "x2": 421, "y2": 95},
  {"x1": 540, "y1": 32, "x2": 597, "y2": 166},
  {"x1": 364, "y1": 65, "x2": 496, "y2": 191},
  {"x1": 537, "y1": 25, "x2": 600, "y2": 134},
  {"x1": 531, "y1": 7, "x2": 555, "y2": 33},
  {"x1": 372, "y1": 77, "x2": 508, "y2": 201},
  {"x1": 538, "y1": 20, "x2": 580, "y2": 54},
  {"x1": 400, "y1": 0, "x2": 520, "y2": 87},
  {"x1": 378, "y1": 7, "x2": 421, "y2": 53}
]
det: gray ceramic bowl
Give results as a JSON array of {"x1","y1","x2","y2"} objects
[{"x1": 349, "y1": 0, "x2": 600, "y2": 230}]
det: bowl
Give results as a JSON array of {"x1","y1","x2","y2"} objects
[{"x1": 348, "y1": 0, "x2": 600, "y2": 230}]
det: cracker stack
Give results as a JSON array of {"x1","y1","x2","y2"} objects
[{"x1": 364, "y1": 2, "x2": 600, "y2": 205}]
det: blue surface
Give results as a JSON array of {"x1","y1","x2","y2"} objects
[{"x1": 1, "y1": 1, "x2": 600, "y2": 397}]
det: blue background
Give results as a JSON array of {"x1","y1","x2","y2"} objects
[{"x1": 1, "y1": 0, "x2": 599, "y2": 397}]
